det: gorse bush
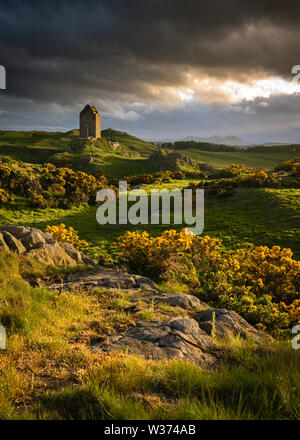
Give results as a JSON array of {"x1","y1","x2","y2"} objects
[
  {"x1": 108, "y1": 170, "x2": 205, "y2": 187},
  {"x1": 214, "y1": 164, "x2": 245, "y2": 178},
  {"x1": 45, "y1": 223, "x2": 88, "y2": 249},
  {"x1": 191, "y1": 166, "x2": 300, "y2": 198},
  {"x1": 116, "y1": 229, "x2": 194, "y2": 278},
  {"x1": 274, "y1": 158, "x2": 300, "y2": 176},
  {"x1": 0, "y1": 188, "x2": 12, "y2": 204},
  {"x1": 116, "y1": 230, "x2": 300, "y2": 331},
  {"x1": 0, "y1": 161, "x2": 113, "y2": 208}
]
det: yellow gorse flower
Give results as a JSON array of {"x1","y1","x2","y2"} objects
[{"x1": 45, "y1": 224, "x2": 88, "y2": 249}]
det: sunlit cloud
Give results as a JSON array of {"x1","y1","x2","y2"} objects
[
  {"x1": 177, "y1": 88, "x2": 195, "y2": 103},
  {"x1": 175, "y1": 76, "x2": 300, "y2": 106}
]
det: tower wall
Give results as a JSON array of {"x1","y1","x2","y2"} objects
[{"x1": 79, "y1": 105, "x2": 101, "y2": 139}]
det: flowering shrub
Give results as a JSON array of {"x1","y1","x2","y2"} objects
[
  {"x1": 274, "y1": 158, "x2": 300, "y2": 176},
  {"x1": 39, "y1": 164, "x2": 110, "y2": 207},
  {"x1": 29, "y1": 191, "x2": 49, "y2": 208},
  {"x1": 116, "y1": 229, "x2": 195, "y2": 277},
  {"x1": 0, "y1": 188, "x2": 12, "y2": 204},
  {"x1": 116, "y1": 229, "x2": 300, "y2": 331},
  {"x1": 0, "y1": 161, "x2": 113, "y2": 208},
  {"x1": 215, "y1": 164, "x2": 245, "y2": 178},
  {"x1": 109, "y1": 170, "x2": 205, "y2": 187},
  {"x1": 193, "y1": 169, "x2": 283, "y2": 198},
  {"x1": 45, "y1": 224, "x2": 88, "y2": 249}
]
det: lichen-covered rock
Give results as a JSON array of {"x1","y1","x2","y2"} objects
[
  {"x1": 20, "y1": 229, "x2": 48, "y2": 249},
  {"x1": 59, "y1": 242, "x2": 93, "y2": 266},
  {"x1": 1, "y1": 230, "x2": 26, "y2": 254},
  {"x1": 92, "y1": 305, "x2": 273, "y2": 363},
  {"x1": 1, "y1": 225, "x2": 31, "y2": 239},
  {"x1": 93, "y1": 317, "x2": 217, "y2": 365},
  {"x1": 0, "y1": 232, "x2": 10, "y2": 252},
  {"x1": 47, "y1": 269, "x2": 158, "y2": 292},
  {"x1": 141, "y1": 292, "x2": 208, "y2": 311},
  {"x1": 0, "y1": 225, "x2": 95, "y2": 267},
  {"x1": 196, "y1": 308, "x2": 273, "y2": 341}
]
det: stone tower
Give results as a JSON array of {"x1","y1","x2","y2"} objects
[{"x1": 80, "y1": 104, "x2": 101, "y2": 139}]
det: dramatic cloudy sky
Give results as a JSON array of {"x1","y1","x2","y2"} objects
[{"x1": 1, "y1": 0, "x2": 300, "y2": 142}]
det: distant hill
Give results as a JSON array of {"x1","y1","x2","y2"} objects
[
  {"x1": 180, "y1": 135, "x2": 249, "y2": 147},
  {"x1": 153, "y1": 134, "x2": 250, "y2": 147}
]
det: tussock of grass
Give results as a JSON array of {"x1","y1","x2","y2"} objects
[{"x1": 40, "y1": 348, "x2": 300, "y2": 420}]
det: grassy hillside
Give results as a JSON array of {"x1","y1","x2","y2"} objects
[
  {"x1": 0, "y1": 129, "x2": 158, "y2": 178},
  {"x1": 0, "y1": 130, "x2": 299, "y2": 259},
  {"x1": 0, "y1": 130, "x2": 67, "y2": 163},
  {"x1": 1, "y1": 130, "x2": 299, "y2": 178},
  {"x1": 102, "y1": 128, "x2": 157, "y2": 155},
  {"x1": 175, "y1": 148, "x2": 300, "y2": 169}
]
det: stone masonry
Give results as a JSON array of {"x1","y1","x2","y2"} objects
[{"x1": 80, "y1": 104, "x2": 101, "y2": 139}]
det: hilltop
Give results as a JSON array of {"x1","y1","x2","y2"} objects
[{"x1": 0, "y1": 129, "x2": 299, "y2": 178}]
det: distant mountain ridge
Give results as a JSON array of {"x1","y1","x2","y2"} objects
[
  {"x1": 151, "y1": 134, "x2": 250, "y2": 146},
  {"x1": 179, "y1": 135, "x2": 249, "y2": 146}
]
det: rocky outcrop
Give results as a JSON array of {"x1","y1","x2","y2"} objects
[
  {"x1": 0, "y1": 230, "x2": 26, "y2": 254},
  {"x1": 47, "y1": 269, "x2": 158, "y2": 292},
  {"x1": 148, "y1": 150, "x2": 198, "y2": 171},
  {"x1": 93, "y1": 298, "x2": 272, "y2": 363},
  {"x1": 135, "y1": 292, "x2": 208, "y2": 311},
  {"x1": 92, "y1": 300, "x2": 273, "y2": 366},
  {"x1": 93, "y1": 317, "x2": 218, "y2": 366},
  {"x1": 196, "y1": 308, "x2": 273, "y2": 342},
  {"x1": 0, "y1": 225, "x2": 95, "y2": 267}
]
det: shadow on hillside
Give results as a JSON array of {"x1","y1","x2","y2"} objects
[{"x1": 0, "y1": 144, "x2": 63, "y2": 163}]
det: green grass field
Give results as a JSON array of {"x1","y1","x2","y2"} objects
[
  {"x1": 0, "y1": 129, "x2": 299, "y2": 258},
  {"x1": 176, "y1": 148, "x2": 300, "y2": 169},
  {"x1": 1, "y1": 186, "x2": 299, "y2": 258}
]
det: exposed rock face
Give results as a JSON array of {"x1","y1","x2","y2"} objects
[
  {"x1": 0, "y1": 232, "x2": 9, "y2": 252},
  {"x1": 93, "y1": 299, "x2": 272, "y2": 363},
  {"x1": 148, "y1": 150, "x2": 198, "y2": 171},
  {"x1": 1, "y1": 230, "x2": 26, "y2": 254},
  {"x1": 0, "y1": 225, "x2": 95, "y2": 267},
  {"x1": 196, "y1": 308, "x2": 272, "y2": 341},
  {"x1": 47, "y1": 269, "x2": 158, "y2": 292},
  {"x1": 94, "y1": 317, "x2": 217, "y2": 366},
  {"x1": 138, "y1": 292, "x2": 208, "y2": 311}
]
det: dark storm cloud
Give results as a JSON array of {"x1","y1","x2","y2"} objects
[
  {"x1": 1, "y1": 0, "x2": 300, "y2": 103},
  {"x1": 0, "y1": 0, "x2": 300, "y2": 141}
]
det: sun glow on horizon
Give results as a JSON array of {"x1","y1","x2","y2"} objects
[{"x1": 174, "y1": 75, "x2": 300, "y2": 106}]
